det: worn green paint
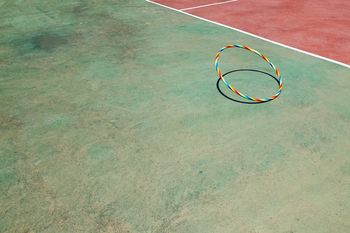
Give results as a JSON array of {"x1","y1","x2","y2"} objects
[{"x1": 0, "y1": 0, "x2": 349, "y2": 232}]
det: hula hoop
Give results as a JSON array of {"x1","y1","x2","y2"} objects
[{"x1": 215, "y1": 44, "x2": 283, "y2": 102}]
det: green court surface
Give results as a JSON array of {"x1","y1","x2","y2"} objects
[{"x1": 0, "y1": 1, "x2": 349, "y2": 232}]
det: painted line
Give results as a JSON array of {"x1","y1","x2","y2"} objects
[
  {"x1": 146, "y1": 0, "x2": 350, "y2": 69},
  {"x1": 180, "y1": 0, "x2": 238, "y2": 11}
]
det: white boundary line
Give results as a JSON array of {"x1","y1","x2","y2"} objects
[
  {"x1": 180, "y1": 0, "x2": 238, "y2": 11},
  {"x1": 146, "y1": 0, "x2": 350, "y2": 69}
]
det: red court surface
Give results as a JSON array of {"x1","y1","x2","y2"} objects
[{"x1": 152, "y1": 0, "x2": 350, "y2": 66}]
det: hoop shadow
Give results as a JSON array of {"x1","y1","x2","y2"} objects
[{"x1": 216, "y1": 69, "x2": 280, "y2": 104}]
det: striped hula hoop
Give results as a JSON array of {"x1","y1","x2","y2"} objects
[{"x1": 215, "y1": 44, "x2": 283, "y2": 102}]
